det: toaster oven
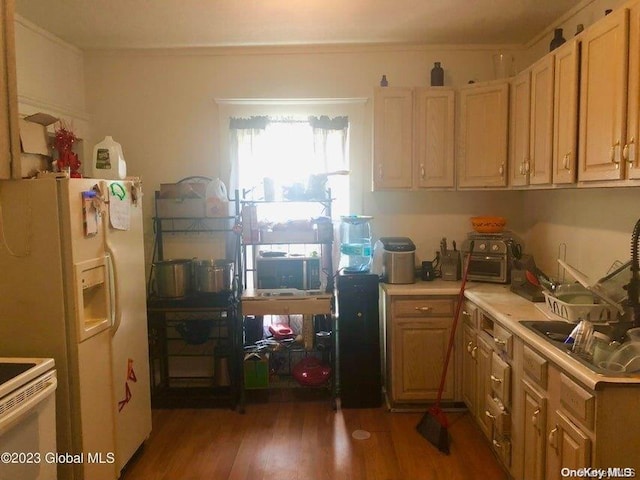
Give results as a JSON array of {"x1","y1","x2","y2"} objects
[
  {"x1": 461, "y1": 232, "x2": 521, "y2": 284},
  {"x1": 255, "y1": 256, "x2": 321, "y2": 290}
]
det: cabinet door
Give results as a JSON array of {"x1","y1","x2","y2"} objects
[
  {"x1": 413, "y1": 88, "x2": 455, "y2": 188},
  {"x1": 553, "y1": 40, "x2": 579, "y2": 184},
  {"x1": 625, "y1": 2, "x2": 640, "y2": 179},
  {"x1": 509, "y1": 70, "x2": 531, "y2": 187},
  {"x1": 476, "y1": 333, "x2": 493, "y2": 439},
  {"x1": 578, "y1": 8, "x2": 629, "y2": 182},
  {"x1": 529, "y1": 55, "x2": 555, "y2": 185},
  {"x1": 461, "y1": 323, "x2": 477, "y2": 411},
  {"x1": 373, "y1": 87, "x2": 413, "y2": 190},
  {"x1": 390, "y1": 318, "x2": 453, "y2": 402},
  {"x1": 0, "y1": 0, "x2": 20, "y2": 179},
  {"x1": 458, "y1": 82, "x2": 509, "y2": 188},
  {"x1": 521, "y1": 380, "x2": 547, "y2": 480},
  {"x1": 546, "y1": 410, "x2": 591, "y2": 480}
]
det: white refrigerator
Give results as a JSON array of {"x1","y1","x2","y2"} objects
[{"x1": 0, "y1": 177, "x2": 152, "y2": 480}]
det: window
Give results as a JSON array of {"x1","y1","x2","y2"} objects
[{"x1": 230, "y1": 115, "x2": 350, "y2": 221}]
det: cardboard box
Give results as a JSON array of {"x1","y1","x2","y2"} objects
[
  {"x1": 156, "y1": 198, "x2": 206, "y2": 218},
  {"x1": 244, "y1": 352, "x2": 269, "y2": 389},
  {"x1": 18, "y1": 112, "x2": 59, "y2": 178}
]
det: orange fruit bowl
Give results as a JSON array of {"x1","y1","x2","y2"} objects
[{"x1": 471, "y1": 216, "x2": 507, "y2": 233}]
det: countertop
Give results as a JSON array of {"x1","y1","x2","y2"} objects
[{"x1": 381, "y1": 280, "x2": 640, "y2": 390}]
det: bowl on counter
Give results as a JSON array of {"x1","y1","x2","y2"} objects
[{"x1": 470, "y1": 216, "x2": 506, "y2": 233}]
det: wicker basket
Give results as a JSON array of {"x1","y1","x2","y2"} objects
[{"x1": 542, "y1": 291, "x2": 617, "y2": 323}]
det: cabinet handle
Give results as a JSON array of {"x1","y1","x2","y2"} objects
[
  {"x1": 611, "y1": 140, "x2": 621, "y2": 168},
  {"x1": 490, "y1": 374, "x2": 503, "y2": 384},
  {"x1": 378, "y1": 165, "x2": 384, "y2": 180},
  {"x1": 499, "y1": 163, "x2": 505, "y2": 176},
  {"x1": 492, "y1": 439, "x2": 502, "y2": 449},
  {"x1": 532, "y1": 408, "x2": 541, "y2": 429},
  {"x1": 471, "y1": 346, "x2": 477, "y2": 359},
  {"x1": 462, "y1": 310, "x2": 470, "y2": 317},
  {"x1": 493, "y1": 337, "x2": 507, "y2": 346},
  {"x1": 485, "y1": 410, "x2": 496, "y2": 420},
  {"x1": 467, "y1": 341, "x2": 474, "y2": 353},
  {"x1": 420, "y1": 164, "x2": 425, "y2": 178},
  {"x1": 548, "y1": 426, "x2": 559, "y2": 452},
  {"x1": 625, "y1": 138, "x2": 636, "y2": 167},
  {"x1": 563, "y1": 152, "x2": 572, "y2": 171},
  {"x1": 414, "y1": 306, "x2": 432, "y2": 312},
  {"x1": 525, "y1": 160, "x2": 531, "y2": 174}
]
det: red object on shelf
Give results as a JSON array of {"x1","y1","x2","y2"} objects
[
  {"x1": 292, "y1": 357, "x2": 331, "y2": 386},
  {"x1": 268, "y1": 323, "x2": 294, "y2": 340}
]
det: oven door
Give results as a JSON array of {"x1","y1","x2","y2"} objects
[
  {"x1": 0, "y1": 371, "x2": 57, "y2": 480},
  {"x1": 466, "y1": 254, "x2": 508, "y2": 283}
]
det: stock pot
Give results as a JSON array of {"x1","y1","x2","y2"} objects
[
  {"x1": 194, "y1": 259, "x2": 234, "y2": 293},
  {"x1": 152, "y1": 259, "x2": 193, "y2": 298}
]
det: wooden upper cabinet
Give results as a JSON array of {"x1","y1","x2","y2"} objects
[
  {"x1": 0, "y1": 0, "x2": 21, "y2": 179},
  {"x1": 578, "y1": 8, "x2": 629, "y2": 182},
  {"x1": 373, "y1": 86, "x2": 455, "y2": 190},
  {"x1": 458, "y1": 81, "x2": 509, "y2": 188},
  {"x1": 625, "y1": 2, "x2": 640, "y2": 179},
  {"x1": 529, "y1": 55, "x2": 555, "y2": 185},
  {"x1": 373, "y1": 87, "x2": 413, "y2": 190},
  {"x1": 553, "y1": 40, "x2": 579, "y2": 184},
  {"x1": 413, "y1": 88, "x2": 455, "y2": 188},
  {"x1": 509, "y1": 70, "x2": 531, "y2": 187}
]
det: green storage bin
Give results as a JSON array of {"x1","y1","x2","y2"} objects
[{"x1": 244, "y1": 353, "x2": 269, "y2": 389}]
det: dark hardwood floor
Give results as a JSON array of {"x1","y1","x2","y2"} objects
[{"x1": 121, "y1": 402, "x2": 508, "y2": 480}]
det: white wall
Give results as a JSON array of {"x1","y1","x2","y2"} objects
[
  {"x1": 15, "y1": 2, "x2": 640, "y2": 281},
  {"x1": 81, "y1": 44, "x2": 520, "y2": 265},
  {"x1": 14, "y1": 16, "x2": 91, "y2": 159}
]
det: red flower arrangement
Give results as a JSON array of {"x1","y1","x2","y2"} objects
[{"x1": 54, "y1": 122, "x2": 82, "y2": 178}]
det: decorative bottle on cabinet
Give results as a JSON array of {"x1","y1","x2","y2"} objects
[
  {"x1": 430, "y1": 62, "x2": 444, "y2": 86},
  {"x1": 549, "y1": 28, "x2": 566, "y2": 51}
]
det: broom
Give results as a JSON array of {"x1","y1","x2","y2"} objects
[{"x1": 416, "y1": 240, "x2": 474, "y2": 454}]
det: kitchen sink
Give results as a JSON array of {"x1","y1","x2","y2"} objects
[{"x1": 519, "y1": 320, "x2": 626, "y2": 376}]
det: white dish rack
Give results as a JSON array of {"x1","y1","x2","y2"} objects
[{"x1": 542, "y1": 291, "x2": 618, "y2": 323}]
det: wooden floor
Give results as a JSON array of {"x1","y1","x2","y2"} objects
[{"x1": 121, "y1": 401, "x2": 508, "y2": 480}]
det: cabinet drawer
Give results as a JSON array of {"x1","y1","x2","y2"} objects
[
  {"x1": 523, "y1": 345, "x2": 548, "y2": 389},
  {"x1": 392, "y1": 297, "x2": 454, "y2": 318},
  {"x1": 492, "y1": 432, "x2": 512, "y2": 467},
  {"x1": 485, "y1": 394, "x2": 511, "y2": 437},
  {"x1": 462, "y1": 302, "x2": 477, "y2": 328},
  {"x1": 560, "y1": 374, "x2": 595, "y2": 430},
  {"x1": 492, "y1": 323, "x2": 513, "y2": 358},
  {"x1": 490, "y1": 352, "x2": 512, "y2": 407},
  {"x1": 242, "y1": 296, "x2": 332, "y2": 316}
]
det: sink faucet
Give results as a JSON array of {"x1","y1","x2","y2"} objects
[{"x1": 612, "y1": 218, "x2": 640, "y2": 340}]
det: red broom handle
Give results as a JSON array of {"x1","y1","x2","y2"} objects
[{"x1": 435, "y1": 240, "x2": 474, "y2": 406}]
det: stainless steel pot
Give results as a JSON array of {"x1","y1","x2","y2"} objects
[
  {"x1": 194, "y1": 259, "x2": 234, "y2": 293},
  {"x1": 152, "y1": 259, "x2": 193, "y2": 298}
]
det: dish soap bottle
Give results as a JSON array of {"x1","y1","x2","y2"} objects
[{"x1": 92, "y1": 136, "x2": 127, "y2": 179}]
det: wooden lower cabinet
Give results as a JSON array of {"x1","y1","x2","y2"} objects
[
  {"x1": 546, "y1": 410, "x2": 591, "y2": 480},
  {"x1": 521, "y1": 379, "x2": 547, "y2": 480},
  {"x1": 383, "y1": 295, "x2": 455, "y2": 407},
  {"x1": 461, "y1": 323, "x2": 477, "y2": 411},
  {"x1": 390, "y1": 318, "x2": 453, "y2": 401}
]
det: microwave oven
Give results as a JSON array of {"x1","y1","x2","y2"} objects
[{"x1": 255, "y1": 256, "x2": 322, "y2": 290}]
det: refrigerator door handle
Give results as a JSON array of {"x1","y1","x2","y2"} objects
[{"x1": 105, "y1": 252, "x2": 119, "y2": 331}]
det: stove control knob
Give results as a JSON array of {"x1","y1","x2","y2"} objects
[
  {"x1": 491, "y1": 244, "x2": 500, "y2": 252},
  {"x1": 478, "y1": 242, "x2": 487, "y2": 251}
]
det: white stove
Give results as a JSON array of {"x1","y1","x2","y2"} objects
[{"x1": 0, "y1": 357, "x2": 57, "y2": 480}]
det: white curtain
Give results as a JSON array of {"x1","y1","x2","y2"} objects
[{"x1": 229, "y1": 115, "x2": 349, "y2": 218}]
